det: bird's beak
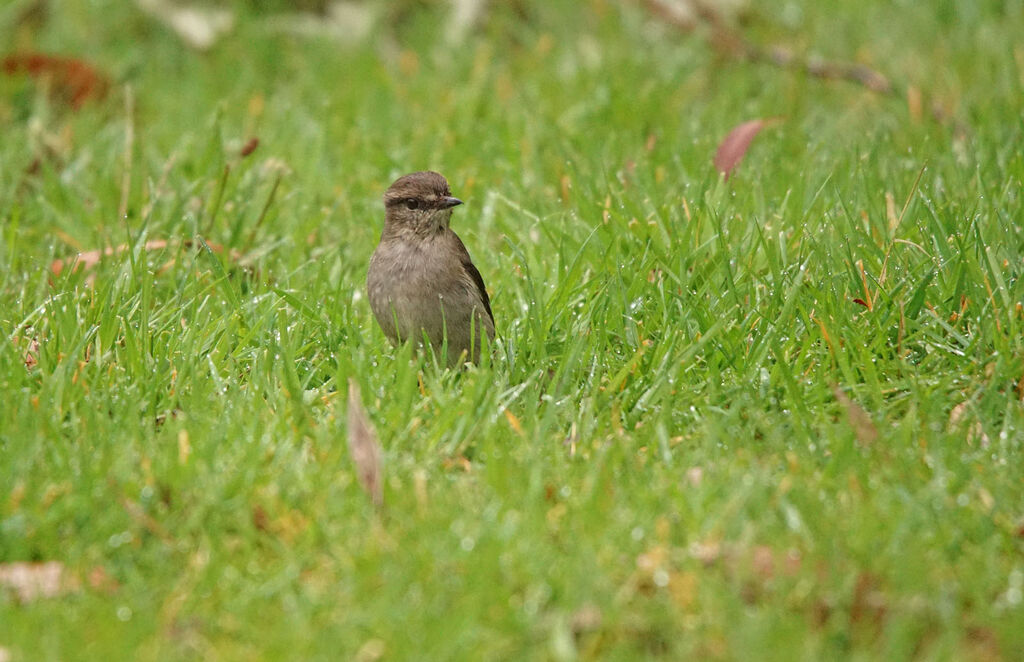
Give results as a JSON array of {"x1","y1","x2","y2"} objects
[{"x1": 441, "y1": 196, "x2": 463, "y2": 209}]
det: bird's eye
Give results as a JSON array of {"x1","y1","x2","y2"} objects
[{"x1": 405, "y1": 199, "x2": 419, "y2": 210}]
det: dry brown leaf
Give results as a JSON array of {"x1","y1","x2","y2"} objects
[
  {"x1": 504, "y1": 409, "x2": 524, "y2": 435},
  {"x1": 714, "y1": 118, "x2": 781, "y2": 179},
  {"x1": 252, "y1": 503, "x2": 270, "y2": 532},
  {"x1": 50, "y1": 240, "x2": 164, "y2": 277},
  {"x1": 0, "y1": 561, "x2": 76, "y2": 602},
  {"x1": 177, "y1": 429, "x2": 191, "y2": 465},
  {"x1": 669, "y1": 570, "x2": 698, "y2": 610},
  {"x1": 639, "y1": 0, "x2": 697, "y2": 31},
  {"x1": 906, "y1": 85, "x2": 923, "y2": 122},
  {"x1": 86, "y1": 566, "x2": 120, "y2": 594},
  {"x1": 347, "y1": 378, "x2": 383, "y2": 508},
  {"x1": 850, "y1": 572, "x2": 887, "y2": 629},
  {"x1": 559, "y1": 174, "x2": 572, "y2": 203},
  {"x1": 121, "y1": 497, "x2": 174, "y2": 544},
  {"x1": 442, "y1": 456, "x2": 472, "y2": 472},
  {"x1": 354, "y1": 638, "x2": 386, "y2": 662},
  {"x1": 262, "y1": 2, "x2": 376, "y2": 44},
  {"x1": 948, "y1": 401, "x2": 968, "y2": 427},
  {"x1": 832, "y1": 385, "x2": 878, "y2": 446},
  {"x1": 689, "y1": 539, "x2": 722, "y2": 565},
  {"x1": 239, "y1": 137, "x2": 259, "y2": 158},
  {"x1": 948, "y1": 401, "x2": 990, "y2": 448},
  {"x1": 50, "y1": 238, "x2": 233, "y2": 281},
  {"x1": 136, "y1": 0, "x2": 235, "y2": 50},
  {"x1": 965, "y1": 626, "x2": 1004, "y2": 662},
  {"x1": 743, "y1": 545, "x2": 801, "y2": 577},
  {"x1": 751, "y1": 545, "x2": 775, "y2": 579},
  {"x1": 413, "y1": 469, "x2": 428, "y2": 512},
  {"x1": 855, "y1": 259, "x2": 874, "y2": 311},
  {"x1": 570, "y1": 603, "x2": 603, "y2": 635},
  {"x1": 885, "y1": 191, "x2": 899, "y2": 233},
  {"x1": 12, "y1": 336, "x2": 40, "y2": 369},
  {"x1": 1, "y1": 53, "x2": 110, "y2": 109}
]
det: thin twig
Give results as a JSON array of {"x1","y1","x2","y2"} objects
[
  {"x1": 637, "y1": 0, "x2": 894, "y2": 95},
  {"x1": 201, "y1": 164, "x2": 231, "y2": 236},
  {"x1": 246, "y1": 173, "x2": 282, "y2": 249}
]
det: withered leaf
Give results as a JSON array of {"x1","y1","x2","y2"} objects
[
  {"x1": 50, "y1": 238, "x2": 234, "y2": 282},
  {"x1": 714, "y1": 118, "x2": 781, "y2": 180},
  {"x1": 137, "y1": 0, "x2": 235, "y2": 51},
  {"x1": 12, "y1": 336, "x2": 40, "y2": 369},
  {"x1": 832, "y1": 385, "x2": 878, "y2": 446},
  {"x1": 347, "y1": 378, "x2": 383, "y2": 508},
  {"x1": 0, "y1": 561, "x2": 75, "y2": 602},
  {"x1": 239, "y1": 137, "x2": 259, "y2": 158},
  {"x1": 2, "y1": 53, "x2": 110, "y2": 109}
]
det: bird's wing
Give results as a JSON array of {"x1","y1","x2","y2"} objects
[{"x1": 451, "y1": 233, "x2": 494, "y2": 324}]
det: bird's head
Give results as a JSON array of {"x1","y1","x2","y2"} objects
[{"x1": 382, "y1": 171, "x2": 463, "y2": 236}]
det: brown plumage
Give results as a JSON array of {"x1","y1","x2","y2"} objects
[{"x1": 367, "y1": 171, "x2": 494, "y2": 366}]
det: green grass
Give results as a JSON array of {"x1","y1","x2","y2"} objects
[{"x1": 1, "y1": 0, "x2": 1022, "y2": 659}]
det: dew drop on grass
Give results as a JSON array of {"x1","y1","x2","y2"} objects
[{"x1": 631, "y1": 526, "x2": 644, "y2": 541}]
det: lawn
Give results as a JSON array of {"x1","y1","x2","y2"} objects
[{"x1": 1, "y1": 0, "x2": 1022, "y2": 659}]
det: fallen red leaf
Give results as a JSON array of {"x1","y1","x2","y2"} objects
[
  {"x1": 50, "y1": 240, "x2": 165, "y2": 278},
  {"x1": 50, "y1": 238, "x2": 232, "y2": 281},
  {"x1": 240, "y1": 137, "x2": 259, "y2": 158},
  {"x1": 713, "y1": 118, "x2": 781, "y2": 179},
  {"x1": 2, "y1": 53, "x2": 110, "y2": 109}
]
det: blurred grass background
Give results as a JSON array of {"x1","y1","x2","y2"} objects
[{"x1": 0, "y1": 0, "x2": 1022, "y2": 660}]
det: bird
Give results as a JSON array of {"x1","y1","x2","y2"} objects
[{"x1": 367, "y1": 171, "x2": 494, "y2": 367}]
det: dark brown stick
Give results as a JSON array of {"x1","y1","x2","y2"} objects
[{"x1": 637, "y1": 0, "x2": 894, "y2": 95}]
